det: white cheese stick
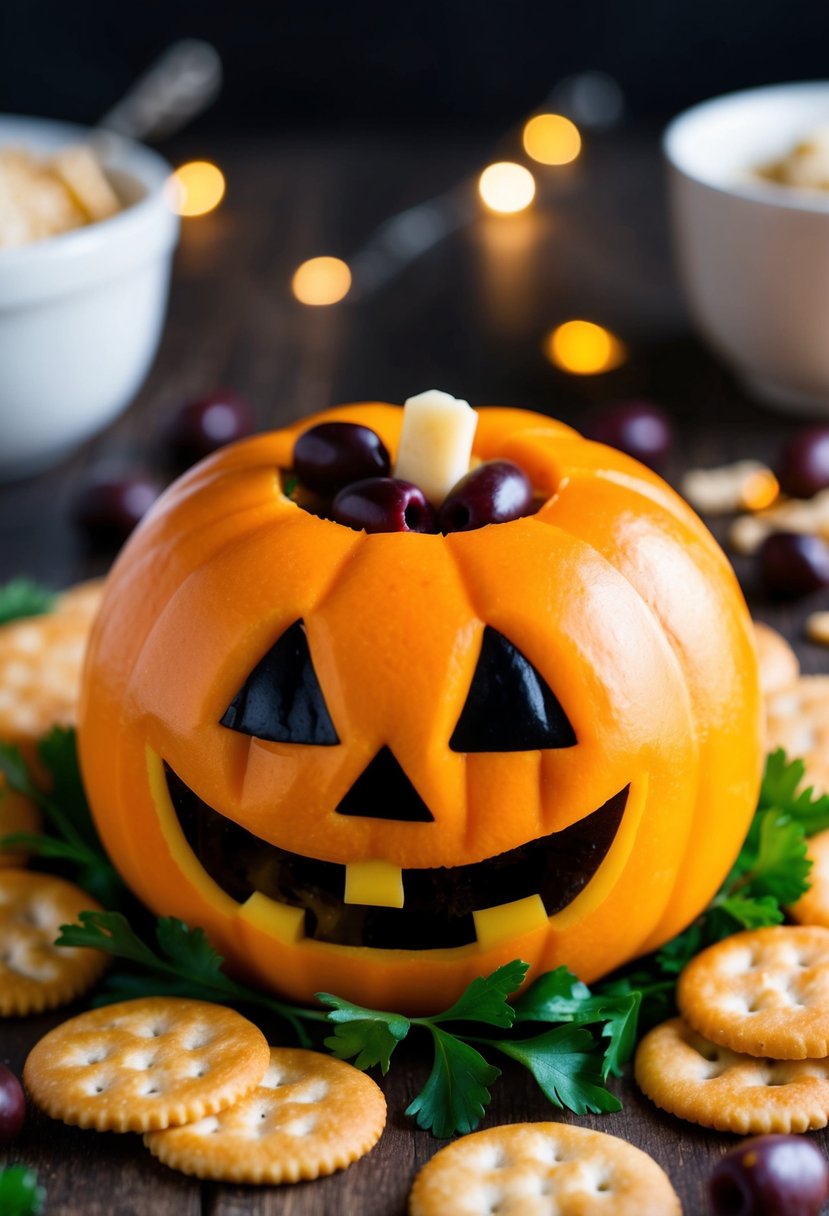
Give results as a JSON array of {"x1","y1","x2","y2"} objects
[{"x1": 394, "y1": 389, "x2": 478, "y2": 505}]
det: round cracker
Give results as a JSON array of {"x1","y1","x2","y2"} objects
[
  {"x1": 635, "y1": 1017, "x2": 829, "y2": 1134},
  {"x1": 678, "y1": 925, "x2": 829, "y2": 1059},
  {"x1": 408, "y1": 1122, "x2": 680, "y2": 1216},
  {"x1": 54, "y1": 579, "x2": 104, "y2": 622},
  {"x1": 754, "y1": 621, "x2": 800, "y2": 697},
  {"x1": 24, "y1": 996, "x2": 270, "y2": 1132},
  {"x1": 145, "y1": 1047, "x2": 386, "y2": 1183},
  {"x1": 765, "y1": 676, "x2": 829, "y2": 794},
  {"x1": 0, "y1": 785, "x2": 40, "y2": 869},
  {"x1": 0, "y1": 870, "x2": 107, "y2": 1015},
  {"x1": 0, "y1": 612, "x2": 92, "y2": 744},
  {"x1": 791, "y1": 829, "x2": 829, "y2": 929}
]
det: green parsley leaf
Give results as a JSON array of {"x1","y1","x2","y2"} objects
[
  {"x1": 0, "y1": 1165, "x2": 46, "y2": 1216},
  {"x1": 56, "y1": 910, "x2": 327, "y2": 1046},
  {"x1": 760, "y1": 749, "x2": 829, "y2": 834},
  {"x1": 513, "y1": 966, "x2": 593, "y2": 1022},
  {"x1": 714, "y1": 892, "x2": 785, "y2": 931},
  {"x1": 0, "y1": 578, "x2": 56, "y2": 625},
  {"x1": 405, "y1": 1028, "x2": 500, "y2": 1138},
  {"x1": 432, "y1": 959, "x2": 528, "y2": 1028},
  {"x1": 733, "y1": 808, "x2": 811, "y2": 906},
  {"x1": 490, "y1": 1024, "x2": 621, "y2": 1115},
  {"x1": 317, "y1": 995, "x2": 411, "y2": 1073},
  {"x1": 0, "y1": 729, "x2": 124, "y2": 907}
]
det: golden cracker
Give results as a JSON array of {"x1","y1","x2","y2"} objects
[
  {"x1": 753, "y1": 621, "x2": 800, "y2": 697},
  {"x1": 24, "y1": 997, "x2": 270, "y2": 1132},
  {"x1": 408, "y1": 1122, "x2": 680, "y2": 1216},
  {"x1": 0, "y1": 871, "x2": 107, "y2": 1015},
  {"x1": 790, "y1": 829, "x2": 829, "y2": 929},
  {"x1": 54, "y1": 578, "x2": 105, "y2": 622},
  {"x1": 635, "y1": 1016, "x2": 829, "y2": 1134},
  {"x1": 0, "y1": 610, "x2": 92, "y2": 744},
  {"x1": 0, "y1": 785, "x2": 40, "y2": 869},
  {"x1": 678, "y1": 925, "x2": 829, "y2": 1059},
  {"x1": 765, "y1": 676, "x2": 829, "y2": 794},
  {"x1": 145, "y1": 1047, "x2": 386, "y2": 1184}
]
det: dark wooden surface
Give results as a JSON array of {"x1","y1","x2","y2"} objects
[{"x1": 2, "y1": 128, "x2": 829, "y2": 1214}]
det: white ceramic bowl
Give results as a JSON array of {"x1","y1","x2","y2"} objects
[
  {"x1": 664, "y1": 82, "x2": 829, "y2": 414},
  {"x1": 0, "y1": 115, "x2": 179, "y2": 479}
]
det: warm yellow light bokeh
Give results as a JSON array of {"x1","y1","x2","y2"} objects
[
  {"x1": 523, "y1": 114, "x2": 582, "y2": 166},
  {"x1": 544, "y1": 320, "x2": 627, "y2": 374},
  {"x1": 169, "y1": 161, "x2": 226, "y2": 217},
  {"x1": 478, "y1": 162, "x2": 536, "y2": 214},
  {"x1": 291, "y1": 256, "x2": 352, "y2": 306}
]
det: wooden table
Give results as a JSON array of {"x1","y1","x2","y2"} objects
[{"x1": 1, "y1": 128, "x2": 828, "y2": 1214}]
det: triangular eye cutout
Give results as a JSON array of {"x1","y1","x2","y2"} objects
[
  {"x1": 450, "y1": 627, "x2": 577, "y2": 753},
  {"x1": 336, "y1": 746, "x2": 434, "y2": 821},
  {"x1": 220, "y1": 620, "x2": 339, "y2": 745}
]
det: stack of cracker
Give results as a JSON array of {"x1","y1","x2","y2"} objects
[
  {"x1": 23, "y1": 997, "x2": 386, "y2": 1185},
  {"x1": 0, "y1": 145, "x2": 121, "y2": 249},
  {"x1": 636, "y1": 925, "x2": 829, "y2": 1134}
]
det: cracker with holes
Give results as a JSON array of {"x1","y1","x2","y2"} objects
[
  {"x1": 753, "y1": 621, "x2": 800, "y2": 697},
  {"x1": 0, "y1": 870, "x2": 107, "y2": 1015},
  {"x1": 408, "y1": 1122, "x2": 680, "y2": 1216},
  {"x1": 678, "y1": 925, "x2": 829, "y2": 1059},
  {"x1": 24, "y1": 996, "x2": 270, "y2": 1132},
  {"x1": 635, "y1": 1017, "x2": 829, "y2": 1134},
  {"x1": 765, "y1": 676, "x2": 829, "y2": 794},
  {"x1": 0, "y1": 610, "x2": 94, "y2": 745},
  {"x1": 145, "y1": 1047, "x2": 386, "y2": 1183},
  {"x1": 791, "y1": 828, "x2": 829, "y2": 930}
]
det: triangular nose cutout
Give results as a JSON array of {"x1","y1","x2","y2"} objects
[{"x1": 335, "y1": 746, "x2": 435, "y2": 822}]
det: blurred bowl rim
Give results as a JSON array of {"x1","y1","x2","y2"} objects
[
  {"x1": 663, "y1": 80, "x2": 829, "y2": 215},
  {"x1": 0, "y1": 112, "x2": 178, "y2": 269}
]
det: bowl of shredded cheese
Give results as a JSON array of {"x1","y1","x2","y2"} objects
[
  {"x1": 0, "y1": 114, "x2": 179, "y2": 479},
  {"x1": 664, "y1": 82, "x2": 829, "y2": 416}
]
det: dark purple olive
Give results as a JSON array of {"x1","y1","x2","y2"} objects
[
  {"x1": 777, "y1": 426, "x2": 829, "y2": 499},
  {"x1": 709, "y1": 1134, "x2": 829, "y2": 1216},
  {"x1": 583, "y1": 400, "x2": 673, "y2": 469},
  {"x1": 73, "y1": 473, "x2": 162, "y2": 544},
  {"x1": 333, "y1": 477, "x2": 435, "y2": 533},
  {"x1": 759, "y1": 532, "x2": 829, "y2": 598},
  {"x1": 0, "y1": 1063, "x2": 25, "y2": 1144},
  {"x1": 167, "y1": 390, "x2": 255, "y2": 466},
  {"x1": 439, "y1": 461, "x2": 534, "y2": 533},
  {"x1": 294, "y1": 423, "x2": 390, "y2": 495}
]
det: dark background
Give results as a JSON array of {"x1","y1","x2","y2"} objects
[{"x1": 0, "y1": 0, "x2": 825, "y2": 133}]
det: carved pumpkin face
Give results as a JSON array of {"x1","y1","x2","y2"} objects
[{"x1": 78, "y1": 405, "x2": 763, "y2": 1013}]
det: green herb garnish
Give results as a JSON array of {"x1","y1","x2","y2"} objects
[
  {"x1": 0, "y1": 578, "x2": 56, "y2": 625},
  {"x1": 0, "y1": 728, "x2": 125, "y2": 907},
  {"x1": 0, "y1": 1166, "x2": 46, "y2": 1216}
]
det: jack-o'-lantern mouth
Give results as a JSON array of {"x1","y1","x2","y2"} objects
[{"x1": 163, "y1": 763, "x2": 629, "y2": 951}]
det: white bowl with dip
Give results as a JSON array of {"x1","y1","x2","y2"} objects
[
  {"x1": 0, "y1": 115, "x2": 179, "y2": 479},
  {"x1": 664, "y1": 82, "x2": 829, "y2": 415}
]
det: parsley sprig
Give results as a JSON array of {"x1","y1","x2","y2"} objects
[
  {"x1": 0, "y1": 728, "x2": 125, "y2": 907},
  {"x1": 0, "y1": 1166, "x2": 46, "y2": 1216}
]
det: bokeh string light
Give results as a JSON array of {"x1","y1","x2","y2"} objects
[
  {"x1": 522, "y1": 114, "x2": 582, "y2": 165},
  {"x1": 478, "y1": 162, "x2": 537, "y2": 214},
  {"x1": 292, "y1": 256, "x2": 352, "y2": 306},
  {"x1": 168, "y1": 161, "x2": 226, "y2": 217},
  {"x1": 544, "y1": 320, "x2": 627, "y2": 375}
]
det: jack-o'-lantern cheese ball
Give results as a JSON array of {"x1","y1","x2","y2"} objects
[{"x1": 78, "y1": 391, "x2": 763, "y2": 1013}]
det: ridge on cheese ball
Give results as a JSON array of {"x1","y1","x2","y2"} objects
[{"x1": 78, "y1": 392, "x2": 762, "y2": 1014}]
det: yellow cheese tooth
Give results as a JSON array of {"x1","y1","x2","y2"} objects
[
  {"x1": 473, "y1": 894, "x2": 548, "y2": 950},
  {"x1": 237, "y1": 892, "x2": 306, "y2": 944},
  {"x1": 394, "y1": 389, "x2": 478, "y2": 505},
  {"x1": 344, "y1": 860, "x2": 405, "y2": 909}
]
